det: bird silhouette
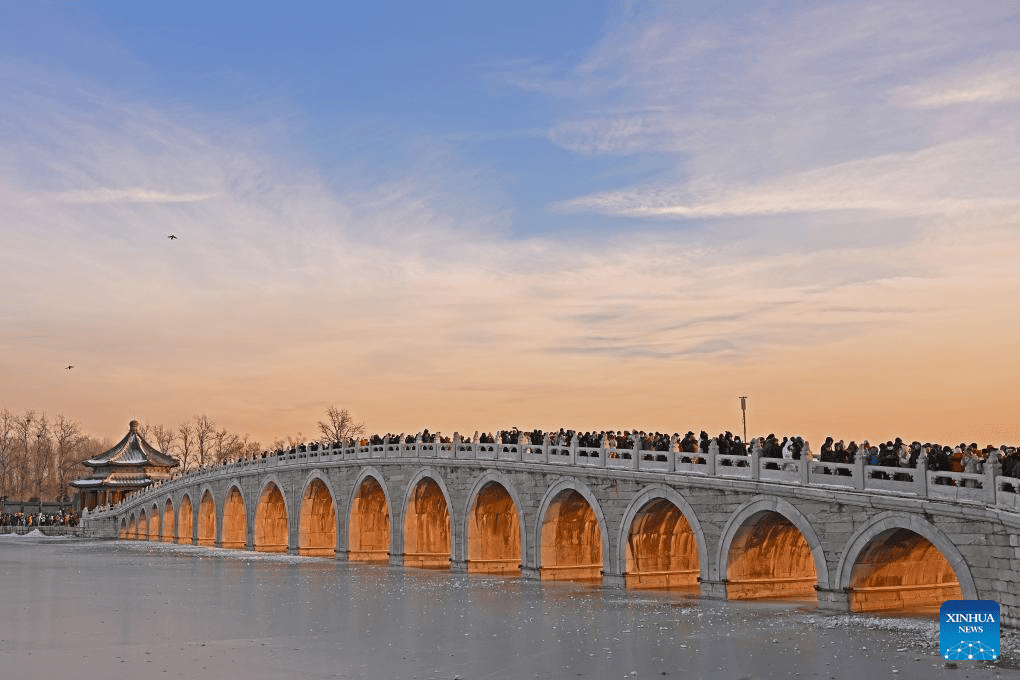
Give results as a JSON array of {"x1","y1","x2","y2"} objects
[
  {"x1": 66, "y1": 365, "x2": 74, "y2": 370},
  {"x1": 168, "y1": 234, "x2": 177, "y2": 240}
]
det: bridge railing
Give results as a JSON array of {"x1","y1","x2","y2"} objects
[{"x1": 92, "y1": 437, "x2": 1020, "y2": 518}]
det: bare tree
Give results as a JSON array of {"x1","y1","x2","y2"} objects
[
  {"x1": 52, "y1": 414, "x2": 87, "y2": 501},
  {"x1": 177, "y1": 421, "x2": 195, "y2": 472},
  {"x1": 317, "y1": 406, "x2": 364, "y2": 446},
  {"x1": 212, "y1": 428, "x2": 244, "y2": 464},
  {"x1": 12, "y1": 410, "x2": 36, "y2": 498},
  {"x1": 241, "y1": 436, "x2": 263, "y2": 459},
  {"x1": 148, "y1": 424, "x2": 175, "y2": 458},
  {"x1": 28, "y1": 413, "x2": 52, "y2": 500},
  {"x1": 0, "y1": 409, "x2": 15, "y2": 499},
  {"x1": 193, "y1": 414, "x2": 217, "y2": 468},
  {"x1": 135, "y1": 420, "x2": 152, "y2": 441}
]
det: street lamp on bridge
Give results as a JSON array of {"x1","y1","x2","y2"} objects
[{"x1": 739, "y1": 395, "x2": 748, "y2": 444}]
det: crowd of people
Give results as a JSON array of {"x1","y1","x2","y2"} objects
[
  {"x1": 150, "y1": 428, "x2": 1020, "y2": 489},
  {"x1": 0, "y1": 510, "x2": 79, "y2": 527}
]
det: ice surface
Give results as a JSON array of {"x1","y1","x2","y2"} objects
[{"x1": 0, "y1": 540, "x2": 1015, "y2": 679}]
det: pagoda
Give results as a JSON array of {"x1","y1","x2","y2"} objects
[{"x1": 71, "y1": 420, "x2": 179, "y2": 511}]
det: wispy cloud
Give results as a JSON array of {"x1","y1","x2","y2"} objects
[
  {"x1": 555, "y1": 138, "x2": 1020, "y2": 218},
  {"x1": 48, "y1": 189, "x2": 216, "y2": 204},
  {"x1": 891, "y1": 51, "x2": 1020, "y2": 109}
]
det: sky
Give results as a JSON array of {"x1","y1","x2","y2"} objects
[{"x1": 1, "y1": 0, "x2": 1018, "y2": 449}]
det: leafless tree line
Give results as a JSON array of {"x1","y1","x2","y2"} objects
[
  {"x1": 0, "y1": 409, "x2": 105, "y2": 502},
  {"x1": 136, "y1": 414, "x2": 262, "y2": 472},
  {"x1": 0, "y1": 406, "x2": 362, "y2": 500}
]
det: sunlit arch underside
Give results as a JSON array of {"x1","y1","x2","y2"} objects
[
  {"x1": 540, "y1": 490, "x2": 603, "y2": 583},
  {"x1": 726, "y1": 510, "x2": 817, "y2": 601},
  {"x1": 178, "y1": 495, "x2": 193, "y2": 545},
  {"x1": 299, "y1": 479, "x2": 336, "y2": 557},
  {"x1": 222, "y1": 487, "x2": 247, "y2": 550},
  {"x1": 138, "y1": 510, "x2": 148, "y2": 541},
  {"x1": 149, "y1": 505, "x2": 159, "y2": 541},
  {"x1": 849, "y1": 528, "x2": 963, "y2": 613},
  {"x1": 255, "y1": 483, "x2": 288, "y2": 553},
  {"x1": 119, "y1": 518, "x2": 127, "y2": 540},
  {"x1": 403, "y1": 478, "x2": 451, "y2": 569},
  {"x1": 626, "y1": 499, "x2": 699, "y2": 591},
  {"x1": 467, "y1": 482, "x2": 521, "y2": 574},
  {"x1": 348, "y1": 477, "x2": 389, "y2": 562},
  {"x1": 161, "y1": 499, "x2": 174, "y2": 543},
  {"x1": 197, "y1": 491, "x2": 216, "y2": 547}
]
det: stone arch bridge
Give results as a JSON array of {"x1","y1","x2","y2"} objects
[{"x1": 84, "y1": 439, "x2": 1020, "y2": 627}]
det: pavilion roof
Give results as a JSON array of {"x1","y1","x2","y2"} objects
[
  {"x1": 83, "y1": 420, "x2": 179, "y2": 468},
  {"x1": 71, "y1": 472, "x2": 154, "y2": 488}
]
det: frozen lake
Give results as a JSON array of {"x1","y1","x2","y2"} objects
[{"x1": 0, "y1": 534, "x2": 1016, "y2": 679}]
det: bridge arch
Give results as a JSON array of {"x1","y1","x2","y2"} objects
[
  {"x1": 347, "y1": 467, "x2": 393, "y2": 562},
  {"x1": 254, "y1": 477, "x2": 290, "y2": 553},
  {"x1": 221, "y1": 483, "x2": 247, "y2": 549},
  {"x1": 535, "y1": 479, "x2": 609, "y2": 583},
  {"x1": 836, "y1": 511, "x2": 975, "y2": 612},
  {"x1": 149, "y1": 503, "x2": 160, "y2": 541},
  {"x1": 462, "y1": 471, "x2": 526, "y2": 574},
  {"x1": 716, "y1": 496, "x2": 829, "y2": 600},
  {"x1": 138, "y1": 509, "x2": 148, "y2": 541},
  {"x1": 616, "y1": 485, "x2": 708, "y2": 591},
  {"x1": 127, "y1": 514, "x2": 137, "y2": 540},
  {"x1": 119, "y1": 517, "x2": 127, "y2": 539},
  {"x1": 161, "y1": 498, "x2": 174, "y2": 543},
  {"x1": 298, "y1": 471, "x2": 337, "y2": 557},
  {"x1": 401, "y1": 468, "x2": 454, "y2": 569},
  {"x1": 197, "y1": 487, "x2": 216, "y2": 547},
  {"x1": 178, "y1": 494, "x2": 193, "y2": 545}
]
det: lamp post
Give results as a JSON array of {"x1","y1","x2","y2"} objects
[{"x1": 739, "y1": 396, "x2": 748, "y2": 444}]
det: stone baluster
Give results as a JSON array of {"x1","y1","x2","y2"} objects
[
  {"x1": 707, "y1": 438, "x2": 718, "y2": 476},
  {"x1": 985, "y1": 451, "x2": 1001, "y2": 504},
  {"x1": 915, "y1": 453, "x2": 928, "y2": 497},
  {"x1": 854, "y1": 450, "x2": 866, "y2": 490},
  {"x1": 750, "y1": 438, "x2": 761, "y2": 480}
]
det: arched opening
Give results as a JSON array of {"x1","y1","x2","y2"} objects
[
  {"x1": 403, "y1": 478, "x2": 451, "y2": 569},
  {"x1": 149, "y1": 505, "x2": 159, "y2": 541},
  {"x1": 254, "y1": 483, "x2": 289, "y2": 553},
  {"x1": 222, "y1": 486, "x2": 247, "y2": 550},
  {"x1": 197, "y1": 491, "x2": 216, "y2": 547},
  {"x1": 626, "y1": 499, "x2": 699, "y2": 591},
  {"x1": 299, "y1": 478, "x2": 336, "y2": 557},
  {"x1": 138, "y1": 509, "x2": 148, "y2": 541},
  {"x1": 178, "y1": 495, "x2": 193, "y2": 545},
  {"x1": 467, "y1": 481, "x2": 521, "y2": 574},
  {"x1": 128, "y1": 515, "x2": 137, "y2": 540},
  {"x1": 119, "y1": 518, "x2": 127, "y2": 540},
  {"x1": 849, "y1": 529, "x2": 963, "y2": 613},
  {"x1": 161, "y1": 499, "x2": 174, "y2": 543},
  {"x1": 349, "y1": 476, "x2": 389, "y2": 562},
  {"x1": 540, "y1": 489, "x2": 603, "y2": 582},
  {"x1": 726, "y1": 510, "x2": 817, "y2": 601}
]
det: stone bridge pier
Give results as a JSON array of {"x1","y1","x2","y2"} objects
[{"x1": 88, "y1": 443, "x2": 1020, "y2": 628}]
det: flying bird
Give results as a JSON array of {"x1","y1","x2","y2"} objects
[
  {"x1": 66, "y1": 365, "x2": 74, "y2": 370},
  {"x1": 168, "y1": 234, "x2": 178, "y2": 240}
]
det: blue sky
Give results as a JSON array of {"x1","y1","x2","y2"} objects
[{"x1": 2, "y1": 1, "x2": 1019, "y2": 446}]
